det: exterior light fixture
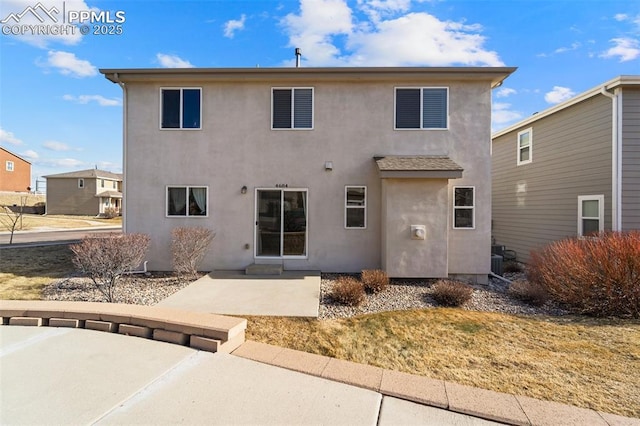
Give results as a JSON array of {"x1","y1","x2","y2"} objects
[
  {"x1": 325, "y1": 161, "x2": 333, "y2": 171},
  {"x1": 241, "y1": 186, "x2": 248, "y2": 194}
]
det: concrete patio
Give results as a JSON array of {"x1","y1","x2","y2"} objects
[{"x1": 156, "y1": 270, "x2": 321, "y2": 317}]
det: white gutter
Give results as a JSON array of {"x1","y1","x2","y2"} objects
[
  {"x1": 600, "y1": 87, "x2": 621, "y2": 231},
  {"x1": 113, "y1": 73, "x2": 127, "y2": 234}
]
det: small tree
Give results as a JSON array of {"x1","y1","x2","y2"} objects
[
  {"x1": 70, "y1": 233, "x2": 150, "y2": 302},
  {"x1": 0, "y1": 206, "x2": 23, "y2": 244},
  {"x1": 171, "y1": 227, "x2": 215, "y2": 279}
]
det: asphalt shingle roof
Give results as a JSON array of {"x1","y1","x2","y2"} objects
[{"x1": 374, "y1": 156, "x2": 463, "y2": 172}]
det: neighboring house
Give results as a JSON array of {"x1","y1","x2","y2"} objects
[
  {"x1": 491, "y1": 75, "x2": 640, "y2": 263},
  {"x1": 44, "y1": 169, "x2": 123, "y2": 216},
  {"x1": 0, "y1": 147, "x2": 31, "y2": 192},
  {"x1": 101, "y1": 66, "x2": 515, "y2": 282}
]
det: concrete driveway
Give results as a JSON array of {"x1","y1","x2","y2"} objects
[{"x1": 0, "y1": 326, "x2": 501, "y2": 425}]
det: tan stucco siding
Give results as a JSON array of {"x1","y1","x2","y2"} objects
[
  {"x1": 124, "y1": 79, "x2": 492, "y2": 275},
  {"x1": 492, "y1": 95, "x2": 613, "y2": 263},
  {"x1": 621, "y1": 88, "x2": 640, "y2": 230},
  {"x1": 46, "y1": 178, "x2": 101, "y2": 215}
]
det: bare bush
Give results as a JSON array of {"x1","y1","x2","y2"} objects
[
  {"x1": 0, "y1": 206, "x2": 22, "y2": 244},
  {"x1": 171, "y1": 227, "x2": 215, "y2": 278},
  {"x1": 503, "y1": 261, "x2": 524, "y2": 273},
  {"x1": 70, "y1": 233, "x2": 150, "y2": 302},
  {"x1": 431, "y1": 280, "x2": 473, "y2": 307},
  {"x1": 103, "y1": 207, "x2": 118, "y2": 219},
  {"x1": 331, "y1": 276, "x2": 366, "y2": 306},
  {"x1": 508, "y1": 280, "x2": 549, "y2": 307},
  {"x1": 528, "y1": 231, "x2": 640, "y2": 317},
  {"x1": 361, "y1": 269, "x2": 389, "y2": 294}
]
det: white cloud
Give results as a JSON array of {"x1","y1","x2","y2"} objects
[
  {"x1": 62, "y1": 94, "x2": 121, "y2": 106},
  {"x1": 600, "y1": 37, "x2": 640, "y2": 62},
  {"x1": 281, "y1": 0, "x2": 353, "y2": 66},
  {"x1": 280, "y1": 0, "x2": 503, "y2": 66},
  {"x1": 495, "y1": 88, "x2": 516, "y2": 98},
  {"x1": 21, "y1": 149, "x2": 39, "y2": 160},
  {"x1": 156, "y1": 53, "x2": 194, "y2": 68},
  {"x1": 42, "y1": 50, "x2": 97, "y2": 77},
  {"x1": 492, "y1": 102, "x2": 523, "y2": 128},
  {"x1": 40, "y1": 158, "x2": 85, "y2": 168},
  {"x1": 223, "y1": 14, "x2": 246, "y2": 38},
  {"x1": 544, "y1": 86, "x2": 575, "y2": 104},
  {"x1": 96, "y1": 161, "x2": 121, "y2": 172},
  {"x1": 0, "y1": 127, "x2": 23, "y2": 145},
  {"x1": 554, "y1": 42, "x2": 581, "y2": 54},
  {"x1": 43, "y1": 140, "x2": 71, "y2": 151},
  {"x1": 614, "y1": 13, "x2": 628, "y2": 21}
]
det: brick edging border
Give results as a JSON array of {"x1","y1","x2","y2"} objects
[{"x1": 0, "y1": 300, "x2": 246, "y2": 354}]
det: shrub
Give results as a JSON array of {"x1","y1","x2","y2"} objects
[
  {"x1": 528, "y1": 231, "x2": 640, "y2": 318},
  {"x1": 103, "y1": 207, "x2": 118, "y2": 219},
  {"x1": 508, "y1": 280, "x2": 549, "y2": 307},
  {"x1": 331, "y1": 276, "x2": 365, "y2": 306},
  {"x1": 70, "y1": 233, "x2": 150, "y2": 302},
  {"x1": 431, "y1": 280, "x2": 473, "y2": 307},
  {"x1": 503, "y1": 261, "x2": 524, "y2": 273},
  {"x1": 361, "y1": 269, "x2": 389, "y2": 294},
  {"x1": 171, "y1": 227, "x2": 215, "y2": 279}
]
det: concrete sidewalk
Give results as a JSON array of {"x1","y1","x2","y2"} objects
[
  {"x1": 157, "y1": 270, "x2": 321, "y2": 317},
  {"x1": 0, "y1": 326, "x2": 502, "y2": 425}
]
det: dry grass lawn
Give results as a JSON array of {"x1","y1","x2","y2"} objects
[
  {"x1": 1, "y1": 214, "x2": 121, "y2": 231},
  {"x1": 245, "y1": 311, "x2": 640, "y2": 418},
  {"x1": 0, "y1": 245, "x2": 75, "y2": 299}
]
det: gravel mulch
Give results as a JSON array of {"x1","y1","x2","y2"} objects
[{"x1": 43, "y1": 271, "x2": 568, "y2": 320}]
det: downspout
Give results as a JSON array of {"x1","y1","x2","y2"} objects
[
  {"x1": 600, "y1": 87, "x2": 621, "y2": 231},
  {"x1": 113, "y1": 73, "x2": 127, "y2": 234}
]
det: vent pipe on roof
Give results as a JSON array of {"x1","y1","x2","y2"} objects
[{"x1": 295, "y1": 48, "x2": 301, "y2": 68}]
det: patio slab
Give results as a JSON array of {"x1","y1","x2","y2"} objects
[{"x1": 156, "y1": 270, "x2": 321, "y2": 317}]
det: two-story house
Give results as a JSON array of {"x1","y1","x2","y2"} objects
[
  {"x1": 492, "y1": 75, "x2": 640, "y2": 263},
  {"x1": 44, "y1": 168, "x2": 123, "y2": 216},
  {"x1": 1, "y1": 146, "x2": 31, "y2": 192},
  {"x1": 101, "y1": 67, "x2": 515, "y2": 282}
]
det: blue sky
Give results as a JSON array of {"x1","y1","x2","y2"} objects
[{"x1": 1, "y1": 0, "x2": 638, "y2": 188}]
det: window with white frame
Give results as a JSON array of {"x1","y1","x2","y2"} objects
[
  {"x1": 517, "y1": 128, "x2": 532, "y2": 165},
  {"x1": 78, "y1": 178, "x2": 84, "y2": 188},
  {"x1": 167, "y1": 186, "x2": 208, "y2": 217},
  {"x1": 272, "y1": 88, "x2": 313, "y2": 129},
  {"x1": 453, "y1": 187, "x2": 474, "y2": 229},
  {"x1": 6, "y1": 161, "x2": 14, "y2": 171},
  {"x1": 345, "y1": 186, "x2": 366, "y2": 229},
  {"x1": 395, "y1": 87, "x2": 448, "y2": 129},
  {"x1": 578, "y1": 195, "x2": 604, "y2": 237},
  {"x1": 161, "y1": 88, "x2": 201, "y2": 129}
]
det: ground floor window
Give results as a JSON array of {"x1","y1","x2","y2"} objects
[
  {"x1": 578, "y1": 195, "x2": 603, "y2": 236},
  {"x1": 345, "y1": 186, "x2": 366, "y2": 229},
  {"x1": 167, "y1": 186, "x2": 208, "y2": 217},
  {"x1": 453, "y1": 186, "x2": 474, "y2": 229}
]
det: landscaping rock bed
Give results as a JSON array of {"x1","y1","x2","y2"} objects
[{"x1": 43, "y1": 271, "x2": 568, "y2": 319}]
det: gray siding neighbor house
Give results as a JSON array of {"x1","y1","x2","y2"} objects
[
  {"x1": 101, "y1": 66, "x2": 515, "y2": 282},
  {"x1": 491, "y1": 75, "x2": 640, "y2": 263},
  {"x1": 44, "y1": 169, "x2": 123, "y2": 216}
]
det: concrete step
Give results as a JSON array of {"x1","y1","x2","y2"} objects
[{"x1": 245, "y1": 264, "x2": 283, "y2": 275}]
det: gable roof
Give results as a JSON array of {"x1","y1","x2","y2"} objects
[
  {"x1": 1, "y1": 146, "x2": 31, "y2": 164},
  {"x1": 101, "y1": 66, "x2": 516, "y2": 89},
  {"x1": 493, "y1": 75, "x2": 640, "y2": 138},
  {"x1": 43, "y1": 169, "x2": 122, "y2": 180}
]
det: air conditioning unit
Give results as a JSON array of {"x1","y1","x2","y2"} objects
[{"x1": 491, "y1": 254, "x2": 503, "y2": 276}]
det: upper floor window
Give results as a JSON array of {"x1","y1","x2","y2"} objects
[
  {"x1": 161, "y1": 88, "x2": 201, "y2": 129},
  {"x1": 78, "y1": 178, "x2": 84, "y2": 188},
  {"x1": 101, "y1": 179, "x2": 105, "y2": 188},
  {"x1": 395, "y1": 87, "x2": 448, "y2": 129},
  {"x1": 272, "y1": 88, "x2": 313, "y2": 129},
  {"x1": 345, "y1": 186, "x2": 366, "y2": 229},
  {"x1": 6, "y1": 161, "x2": 14, "y2": 171},
  {"x1": 578, "y1": 195, "x2": 603, "y2": 237},
  {"x1": 167, "y1": 186, "x2": 208, "y2": 217},
  {"x1": 517, "y1": 128, "x2": 532, "y2": 165},
  {"x1": 453, "y1": 186, "x2": 474, "y2": 229}
]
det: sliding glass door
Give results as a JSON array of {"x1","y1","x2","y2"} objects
[{"x1": 256, "y1": 189, "x2": 307, "y2": 257}]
